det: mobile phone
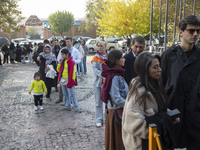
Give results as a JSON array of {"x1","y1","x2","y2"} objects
[{"x1": 166, "y1": 109, "x2": 181, "y2": 121}]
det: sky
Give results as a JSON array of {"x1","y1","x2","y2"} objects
[{"x1": 18, "y1": 0, "x2": 88, "y2": 19}]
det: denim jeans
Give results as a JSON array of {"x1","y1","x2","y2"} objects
[
  {"x1": 78, "y1": 58, "x2": 84, "y2": 75},
  {"x1": 95, "y1": 87, "x2": 103, "y2": 124},
  {"x1": 29, "y1": 52, "x2": 32, "y2": 63},
  {"x1": 83, "y1": 56, "x2": 87, "y2": 74},
  {"x1": 22, "y1": 55, "x2": 26, "y2": 63},
  {"x1": 61, "y1": 85, "x2": 79, "y2": 110}
]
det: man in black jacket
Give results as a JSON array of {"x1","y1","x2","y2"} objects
[
  {"x1": 124, "y1": 36, "x2": 145, "y2": 86},
  {"x1": 161, "y1": 15, "x2": 200, "y2": 150}
]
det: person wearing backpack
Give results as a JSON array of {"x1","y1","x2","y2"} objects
[{"x1": 101, "y1": 50, "x2": 128, "y2": 150}]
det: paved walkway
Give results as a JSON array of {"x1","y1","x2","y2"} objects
[{"x1": 0, "y1": 55, "x2": 105, "y2": 150}]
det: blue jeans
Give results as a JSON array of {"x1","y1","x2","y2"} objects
[
  {"x1": 78, "y1": 58, "x2": 84, "y2": 75},
  {"x1": 29, "y1": 52, "x2": 32, "y2": 63},
  {"x1": 83, "y1": 56, "x2": 87, "y2": 74},
  {"x1": 94, "y1": 87, "x2": 103, "y2": 124},
  {"x1": 22, "y1": 55, "x2": 26, "y2": 63},
  {"x1": 61, "y1": 85, "x2": 79, "y2": 110}
]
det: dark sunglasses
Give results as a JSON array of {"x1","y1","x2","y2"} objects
[{"x1": 185, "y1": 29, "x2": 200, "y2": 35}]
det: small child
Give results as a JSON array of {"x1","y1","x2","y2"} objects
[{"x1": 29, "y1": 72, "x2": 47, "y2": 111}]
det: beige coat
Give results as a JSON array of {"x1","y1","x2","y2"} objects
[{"x1": 122, "y1": 78, "x2": 158, "y2": 150}]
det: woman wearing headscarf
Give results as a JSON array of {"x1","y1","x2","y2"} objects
[{"x1": 37, "y1": 44, "x2": 57, "y2": 99}]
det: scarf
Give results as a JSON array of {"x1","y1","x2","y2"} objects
[
  {"x1": 101, "y1": 63, "x2": 125, "y2": 104},
  {"x1": 40, "y1": 44, "x2": 57, "y2": 66},
  {"x1": 57, "y1": 56, "x2": 76, "y2": 88},
  {"x1": 91, "y1": 51, "x2": 108, "y2": 63}
]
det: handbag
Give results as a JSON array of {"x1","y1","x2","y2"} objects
[
  {"x1": 60, "y1": 77, "x2": 68, "y2": 85},
  {"x1": 114, "y1": 108, "x2": 123, "y2": 125}
]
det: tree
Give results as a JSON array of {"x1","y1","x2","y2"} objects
[
  {"x1": 78, "y1": 0, "x2": 105, "y2": 33},
  {"x1": 0, "y1": 0, "x2": 24, "y2": 33},
  {"x1": 26, "y1": 27, "x2": 40, "y2": 39},
  {"x1": 48, "y1": 11, "x2": 74, "y2": 36},
  {"x1": 95, "y1": 0, "x2": 161, "y2": 38}
]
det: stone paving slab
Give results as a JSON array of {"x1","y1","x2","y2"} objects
[{"x1": 0, "y1": 55, "x2": 105, "y2": 150}]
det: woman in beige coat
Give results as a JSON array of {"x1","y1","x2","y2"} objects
[{"x1": 122, "y1": 52, "x2": 166, "y2": 150}]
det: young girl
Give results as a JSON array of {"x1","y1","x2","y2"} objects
[
  {"x1": 57, "y1": 48, "x2": 80, "y2": 111},
  {"x1": 101, "y1": 50, "x2": 129, "y2": 150},
  {"x1": 29, "y1": 72, "x2": 47, "y2": 111}
]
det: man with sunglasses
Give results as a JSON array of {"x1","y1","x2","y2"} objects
[
  {"x1": 161, "y1": 15, "x2": 200, "y2": 150},
  {"x1": 124, "y1": 36, "x2": 145, "y2": 86}
]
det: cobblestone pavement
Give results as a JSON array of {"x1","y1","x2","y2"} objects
[{"x1": 0, "y1": 55, "x2": 105, "y2": 150}]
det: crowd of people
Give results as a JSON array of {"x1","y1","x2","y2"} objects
[
  {"x1": 28, "y1": 37, "x2": 89, "y2": 112},
  {"x1": 91, "y1": 15, "x2": 200, "y2": 150},
  {"x1": 0, "y1": 41, "x2": 35, "y2": 65},
  {"x1": 2, "y1": 15, "x2": 200, "y2": 150}
]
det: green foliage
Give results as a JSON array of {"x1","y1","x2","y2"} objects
[
  {"x1": 0, "y1": 0, "x2": 24, "y2": 33},
  {"x1": 26, "y1": 27, "x2": 40, "y2": 39},
  {"x1": 86, "y1": 0, "x2": 105, "y2": 24},
  {"x1": 79, "y1": 0, "x2": 105, "y2": 33},
  {"x1": 48, "y1": 11, "x2": 74, "y2": 36}
]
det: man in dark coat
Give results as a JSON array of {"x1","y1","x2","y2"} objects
[
  {"x1": 124, "y1": 36, "x2": 145, "y2": 86},
  {"x1": 161, "y1": 15, "x2": 200, "y2": 150}
]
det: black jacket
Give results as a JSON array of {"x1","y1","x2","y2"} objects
[
  {"x1": 161, "y1": 45, "x2": 200, "y2": 149},
  {"x1": 124, "y1": 51, "x2": 137, "y2": 86},
  {"x1": 38, "y1": 56, "x2": 57, "y2": 87}
]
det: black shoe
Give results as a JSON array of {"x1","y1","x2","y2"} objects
[{"x1": 55, "y1": 99, "x2": 62, "y2": 103}]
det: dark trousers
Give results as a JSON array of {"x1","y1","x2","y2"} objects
[
  {"x1": 3, "y1": 54, "x2": 9, "y2": 63},
  {"x1": 59, "y1": 84, "x2": 63, "y2": 100},
  {"x1": 34, "y1": 95, "x2": 43, "y2": 106},
  {"x1": 45, "y1": 78, "x2": 54, "y2": 98}
]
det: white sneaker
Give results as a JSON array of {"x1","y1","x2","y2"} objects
[
  {"x1": 35, "y1": 106, "x2": 38, "y2": 111},
  {"x1": 40, "y1": 106, "x2": 44, "y2": 110},
  {"x1": 96, "y1": 123, "x2": 102, "y2": 127}
]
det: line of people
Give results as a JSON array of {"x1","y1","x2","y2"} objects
[
  {"x1": 29, "y1": 37, "x2": 89, "y2": 112},
  {"x1": 0, "y1": 41, "x2": 35, "y2": 65},
  {"x1": 91, "y1": 15, "x2": 200, "y2": 150}
]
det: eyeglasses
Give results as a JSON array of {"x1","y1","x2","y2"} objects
[{"x1": 185, "y1": 29, "x2": 200, "y2": 35}]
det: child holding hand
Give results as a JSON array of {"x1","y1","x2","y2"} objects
[{"x1": 29, "y1": 72, "x2": 47, "y2": 111}]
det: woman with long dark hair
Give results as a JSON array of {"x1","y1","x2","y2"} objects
[
  {"x1": 101, "y1": 50, "x2": 128, "y2": 150},
  {"x1": 122, "y1": 52, "x2": 178, "y2": 150}
]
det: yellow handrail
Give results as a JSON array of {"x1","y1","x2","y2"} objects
[{"x1": 149, "y1": 123, "x2": 162, "y2": 150}]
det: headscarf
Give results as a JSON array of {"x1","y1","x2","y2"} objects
[{"x1": 39, "y1": 44, "x2": 56, "y2": 66}]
